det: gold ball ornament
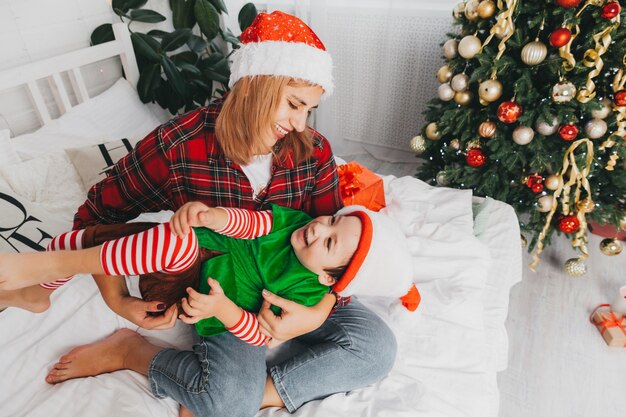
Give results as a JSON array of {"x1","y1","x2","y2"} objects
[
  {"x1": 535, "y1": 116, "x2": 560, "y2": 136},
  {"x1": 458, "y1": 35, "x2": 482, "y2": 59},
  {"x1": 478, "y1": 79, "x2": 503, "y2": 102},
  {"x1": 584, "y1": 118, "x2": 608, "y2": 139},
  {"x1": 512, "y1": 126, "x2": 535, "y2": 145},
  {"x1": 521, "y1": 41, "x2": 548, "y2": 66},
  {"x1": 600, "y1": 238, "x2": 623, "y2": 256},
  {"x1": 544, "y1": 174, "x2": 562, "y2": 191},
  {"x1": 536, "y1": 195, "x2": 554, "y2": 213},
  {"x1": 575, "y1": 198, "x2": 595, "y2": 213},
  {"x1": 591, "y1": 98, "x2": 613, "y2": 119},
  {"x1": 425, "y1": 123, "x2": 442, "y2": 140},
  {"x1": 454, "y1": 91, "x2": 473, "y2": 105},
  {"x1": 410, "y1": 135, "x2": 427, "y2": 154},
  {"x1": 438, "y1": 83, "x2": 456, "y2": 101},
  {"x1": 464, "y1": 0, "x2": 481, "y2": 21},
  {"x1": 477, "y1": 0, "x2": 497, "y2": 19},
  {"x1": 478, "y1": 121, "x2": 497, "y2": 138},
  {"x1": 449, "y1": 138, "x2": 461, "y2": 150},
  {"x1": 443, "y1": 39, "x2": 459, "y2": 59},
  {"x1": 564, "y1": 258, "x2": 587, "y2": 277},
  {"x1": 437, "y1": 65, "x2": 453, "y2": 83},
  {"x1": 451, "y1": 73, "x2": 470, "y2": 92}
]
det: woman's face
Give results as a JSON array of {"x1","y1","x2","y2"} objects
[{"x1": 263, "y1": 84, "x2": 324, "y2": 151}]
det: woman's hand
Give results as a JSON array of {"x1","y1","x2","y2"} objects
[
  {"x1": 257, "y1": 291, "x2": 336, "y2": 345},
  {"x1": 170, "y1": 202, "x2": 216, "y2": 237}
]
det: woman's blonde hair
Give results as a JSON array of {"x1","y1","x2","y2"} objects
[{"x1": 216, "y1": 76, "x2": 315, "y2": 165}]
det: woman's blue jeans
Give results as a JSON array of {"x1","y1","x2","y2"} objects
[{"x1": 148, "y1": 298, "x2": 397, "y2": 417}]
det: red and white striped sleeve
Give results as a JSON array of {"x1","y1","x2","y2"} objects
[
  {"x1": 214, "y1": 208, "x2": 273, "y2": 239},
  {"x1": 226, "y1": 310, "x2": 268, "y2": 347}
]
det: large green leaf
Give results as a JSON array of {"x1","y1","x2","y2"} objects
[
  {"x1": 209, "y1": 0, "x2": 228, "y2": 14},
  {"x1": 178, "y1": 62, "x2": 203, "y2": 77},
  {"x1": 172, "y1": 0, "x2": 197, "y2": 29},
  {"x1": 220, "y1": 27, "x2": 239, "y2": 46},
  {"x1": 194, "y1": 0, "x2": 220, "y2": 40},
  {"x1": 90, "y1": 24, "x2": 114, "y2": 46},
  {"x1": 172, "y1": 51, "x2": 198, "y2": 65},
  {"x1": 187, "y1": 34, "x2": 208, "y2": 53},
  {"x1": 137, "y1": 64, "x2": 161, "y2": 103},
  {"x1": 238, "y1": 3, "x2": 257, "y2": 32},
  {"x1": 161, "y1": 55, "x2": 187, "y2": 98},
  {"x1": 147, "y1": 29, "x2": 169, "y2": 38},
  {"x1": 129, "y1": 9, "x2": 167, "y2": 23},
  {"x1": 161, "y1": 29, "x2": 192, "y2": 52},
  {"x1": 112, "y1": 0, "x2": 148, "y2": 14},
  {"x1": 131, "y1": 32, "x2": 162, "y2": 63}
]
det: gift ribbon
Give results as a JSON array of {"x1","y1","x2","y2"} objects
[
  {"x1": 589, "y1": 304, "x2": 626, "y2": 346},
  {"x1": 337, "y1": 163, "x2": 363, "y2": 200}
]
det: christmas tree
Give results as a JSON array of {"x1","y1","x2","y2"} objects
[{"x1": 413, "y1": 0, "x2": 626, "y2": 274}]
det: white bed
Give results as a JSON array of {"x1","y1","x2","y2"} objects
[{"x1": 0, "y1": 24, "x2": 522, "y2": 417}]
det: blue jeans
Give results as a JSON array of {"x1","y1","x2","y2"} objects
[{"x1": 148, "y1": 298, "x2": 397, "y2": 417}]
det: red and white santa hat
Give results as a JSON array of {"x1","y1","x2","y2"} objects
[
  {"x1": 229, "y1": 11, "x2": 334, "y2": 97},
  {"x1": 332, "y1": 205, "x2": 420, "y2": 311}
]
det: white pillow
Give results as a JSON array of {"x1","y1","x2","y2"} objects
[
  {"x1": 0, "y1": 186, "x2": 71, "y2": 253},
  {"x1": 0, "y1": 153, "x2": 85, "y2": 224},
  {"x1": 11, "y1": 78, "x2": 161, "y2": 160},
  {"x1": 0, "y1": 129, "x2": 21, "y2": 166},
  {"x1": 65, "y1": 137, "x2": 140, "y2": 190}
]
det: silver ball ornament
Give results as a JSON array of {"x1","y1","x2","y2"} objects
[
  {"x1": 536, "y1": 195, "x2": 554, "y2": 213},
  {"x1": 521, "y1": 41, "x2": 548, "y2": 66},
  {"x1": 552, "y1": 81, "x2": 577, "y2": 103},
  {"x1": 410, "y1": 135, "x2": 427, "y2": 154},
  {"x1": 584, "y1": 118, "x2": 608, "y2": 139},
  {"x1": 436, "y1": 171, "x2": 450, "y2": 186},
  {"x1": 443, "y1": 39, "x2": 459, "y2": 59},
  {"x1": 564, "y1": 258, "x2": 587, "y2": 277},
  {"x1": 512, "y1": 126, "x2": 535, "y2": 145},
  {"x1": 451, "y1": 73, "x2": 470, "y2": 92},
  {"x1": 591, "y1": 98, "x2": 612, "y2": 119},
  {"x1": 438, "y1": 84, "x2": 456, "y2": 101},
  {"x1": 458, "y1": 35, "x2": 482, "y2": 59},
  {"x1": 535, "y1": 116, "x2": 560, "y2": 136},
  {"x1": 478, "y1": 79, "x2": 503, "y2": 102}
]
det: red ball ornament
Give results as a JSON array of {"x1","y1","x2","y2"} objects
[
  {"x1": 549, "y1": 28, "x2": 572, "y2": 47},
  {"x1": 600, "y1": 2, "x2": 621, "y2": 19},
  {"x1": 531, "y1": 183, "x2": 544, "y2": 193},
  {"x1": 497, "y1": 101, "x2": 522, "y2": 124},
  {"x1": 615, "y1": 90, "x2": 626, "y2": 107},
  {"x1": 554, "y1": 0, "x2": 582, "y2": 8},
  {"x1": 558, "y1": 124, "x2": 579, "y2": 141},
  {"x1": 466, "y1": 149, "x2": 487, "y2": 167},
  {"x1": 558, "y1": 215, "x2": 580, "y2": 234}
]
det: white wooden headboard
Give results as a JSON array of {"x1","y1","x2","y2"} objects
[{"x1": 0, "y1": 23, "x2": 138, "y2": 128}]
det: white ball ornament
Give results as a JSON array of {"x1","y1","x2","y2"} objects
[
  {"x1": 512, "y1": 126, "x2": 535, "y2": 145},
  {"x1": 451, "y1": 73, "x2": 470, "y2": 92},
  {"x1": 458, "y1": 35, "x2": 482, "y2": 59},
  {"x1": 521, "y1": 41, "x2": 548, "y2": 66},
  {"x1": 552, "y1": 81, "x2": 577, "y2": 103},
  {"x1": 535, "y1": 116, "x2": 560, "y2": 136},
  {"x1": 478, "y1": 79, "x2": 503, "y2": 102},
  {"x1": 584, "y1": 118, "x2": 608, "y2": 139},
  {"x1": 438, "y1": 84, "x2": 456, "y2": 101},
  {"x1": 443, "y1": 39, "x2": 459, "y2": 59},
  {"x1": 537, "y1": 195, "x2": 554, "y2": 213},
  {"x1": 591, "y1": 98, "x2": 612, "y2": 119}
]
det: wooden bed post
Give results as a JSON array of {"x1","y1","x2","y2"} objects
[{"x1": 112, "y1": 23, "x2": 140, "y2": 88}]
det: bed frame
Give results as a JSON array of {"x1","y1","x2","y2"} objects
[{"x1": 0, "y1": 23, "x2": 138, "y2": 128}]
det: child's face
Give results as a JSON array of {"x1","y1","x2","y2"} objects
[{"x1": 290, "y1": 215, "x2": 362, "y2": 284}]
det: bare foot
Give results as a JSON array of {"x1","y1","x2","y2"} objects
[
  {"x1": 179, "y1": 405, "x2": 196, "y2": 417},
  {"x1": 0, "y1": 286, "x2": 51, "y2": 313},
  {"x1": 46, "y1": 328, "x2": 142, "y2": 384}
]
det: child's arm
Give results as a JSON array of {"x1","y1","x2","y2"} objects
[
  {"x1": 169, "y1": 202, "x2": 273, "y2": 239},
  {"x1": 180, "y1": 278, "x2": 268, "y2": 347}
]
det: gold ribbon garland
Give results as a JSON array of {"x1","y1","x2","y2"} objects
[
  {"x1": 530, "y1": 139, "x2": 595, "y2": 271},
  {"x1": 599, "y1": 56, "x2": 626, "y2": 170},
  {"x1": 482, "y1": 0, "x2": 518, "y2": 79}
]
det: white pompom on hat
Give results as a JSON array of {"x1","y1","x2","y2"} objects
[
  {"x1": 229, "y1": 11, "x2": 334, "y2": 98},
  {"x1": 332, "y1": 205, "x2": 419, "y2": 310}
]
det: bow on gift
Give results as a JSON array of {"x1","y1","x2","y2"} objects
[{"x1": 338, "y1": 163, "x2": 364, "y2": 199}]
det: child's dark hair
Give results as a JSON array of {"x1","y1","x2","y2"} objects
[{"x1": 323, "y1": 263, "x2": 349, "y2": 283}]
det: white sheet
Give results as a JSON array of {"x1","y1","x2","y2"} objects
[{"x1": 0, "y1": 176, "x2": 521, "y2": 417}]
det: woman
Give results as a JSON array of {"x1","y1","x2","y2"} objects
[{"x1": 11, "y1": 11, "x2": 397, "y2": 417}]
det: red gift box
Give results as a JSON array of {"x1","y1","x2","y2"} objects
[
  {"x1": 588, "y1": 219, "x2": 626, "y2": 241},
  {"x1": 337, "y1": 162, "x2": 386, "y2": 212}
]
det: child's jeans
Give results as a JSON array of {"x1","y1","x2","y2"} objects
[{"x1": 148, "y1": 298, "x2": 397, "y2": 417}]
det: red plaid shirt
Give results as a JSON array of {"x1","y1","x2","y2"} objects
[{"x1": 73, "y1": 98, "x2": 343, "y2": 229}]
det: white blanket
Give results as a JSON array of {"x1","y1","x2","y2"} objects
[{"x1": 0, "y1": 175, "x2": 520, "y2": 417}]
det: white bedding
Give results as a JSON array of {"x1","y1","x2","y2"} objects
[{"x1": 0, "y1": 169, "x2": 522, "y2": 417}]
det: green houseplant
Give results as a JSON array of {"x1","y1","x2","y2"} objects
[{"x1": 91, "y1": 0, "x2": 258, "y2": 114}]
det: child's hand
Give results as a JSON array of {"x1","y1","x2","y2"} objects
[
  {"x1": 170, "y1": 202, "x2": 215, "y2": 237},
  {"x1": 179, "y1": 278, "x2": 228, "y2": 324}
]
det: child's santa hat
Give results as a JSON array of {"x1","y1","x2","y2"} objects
[
  {"x1": 332, "y1": 205, "x2": 421, "y2": 311},
  {"x1": 229, "y1": 11, "x2": 334, "y2": 97}
]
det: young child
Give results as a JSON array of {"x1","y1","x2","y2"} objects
[{"x1": 0, "y1": 202, "x2": 418, "y2": 346}]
